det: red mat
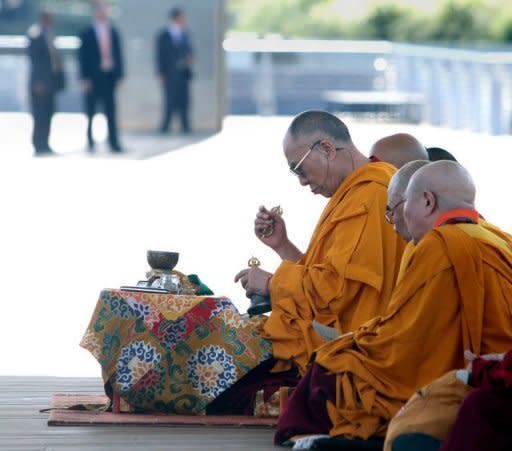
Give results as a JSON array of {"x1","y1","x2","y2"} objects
[{"x1": 47, "y1": 394, "x2": 278, "y2": 427}]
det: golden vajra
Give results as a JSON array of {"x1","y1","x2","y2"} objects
[
  {"x1": 259, "y1": 205, "x2": 283, "y2": 238},
  {"x1": 248, "y1": 256, "x2": 261, "y2": 268}
]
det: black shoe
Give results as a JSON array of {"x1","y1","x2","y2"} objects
[
  {"x1": 34, "y1": 148, "x2": 56, "y2": 157},
  {"x1": 110, "y1": 144, "x2": 123, "y2": 153},
  {"x1": 87, "y1": 141, "x2": 95, "y2": 152}
]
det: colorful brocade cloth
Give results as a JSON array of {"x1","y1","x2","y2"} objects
[{"x1": 80, "y1": 289, "x2": 272, "y2": 414}]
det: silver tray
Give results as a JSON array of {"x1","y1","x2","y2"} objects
[{"x1": 120, "y1": 286, "x2": 170, "y2": 294}]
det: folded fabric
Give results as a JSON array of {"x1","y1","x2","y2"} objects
[
  {"x1": 384, "y1": 370, "x2": 471, "y2": 451},
  {"x1": 187, "y1": 274, "x2": 214, "y2": 295}
]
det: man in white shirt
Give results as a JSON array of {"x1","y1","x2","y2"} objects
[{"x1": 78, "y1": 3, "x2": 124, "y2": 152}]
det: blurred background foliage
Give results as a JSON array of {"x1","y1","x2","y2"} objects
[
  {"x1": 228, "y1": 0, "x2": 512, "y2": 43},
  {"x1": 0, "y1": 0, "x2": 511, "y2": 44},
  {"x1": 0, "y1": 0, "x2": 119, "y2": 35}
]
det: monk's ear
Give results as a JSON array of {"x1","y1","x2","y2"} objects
[
  {"x1": 320, "y1": 139, "x2": 337, "y2": 159},
  {"x1": 423, "y1": 191, "x2": 436, "y2": 214}
]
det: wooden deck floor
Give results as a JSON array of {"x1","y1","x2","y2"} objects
[{"x1": 0, "y1": 377, "x2": 280, "y2": 450}]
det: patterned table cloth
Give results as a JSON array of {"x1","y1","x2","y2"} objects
[{"x1": 80, "y1": 289, "x2": 272, "y2": 414}]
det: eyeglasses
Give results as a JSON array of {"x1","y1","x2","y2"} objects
[
  {"x1": 289, "y1": 139, "x2": 346, "y2": 178},
  {"x1": 385, "y1": 199, "x2": 405, "y2": 224},
  {"x1": 289, "y1": 140, "x2": 322, "y2": 178}
]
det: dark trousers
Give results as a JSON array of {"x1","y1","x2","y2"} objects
[
  {"x1": 160, "y1": 76, "x2": 190, "y2": 133},
  {"x1": 30, "y1": 91, "x2": 55, "y2": 153},
  {"x1": 85, "y1": 72, "x2": 120, "y2": 149}
]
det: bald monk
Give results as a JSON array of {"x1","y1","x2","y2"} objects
[
  {"x1": 370, "y1": 133, "x2": 428, "y2": 168},
  {"x1": 427, "y1": 146, "x2": 457, "y2": 162},
  {"x1": 276, "y1": 160, "x2": 512, "y2": 445},
  {"x1": 235, "y1": 110, "x2": 406, "y2": 375},
  {"x1": 386, "y1": 160, "x2": 430, "y2": 242}
]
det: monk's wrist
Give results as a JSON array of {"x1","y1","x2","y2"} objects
[
  {"x1": 265, "y1": 276, "x2": 272, "y2": 295},
  {"x1": 275, "y1": 240, "x2": 302, "y2": 262}
]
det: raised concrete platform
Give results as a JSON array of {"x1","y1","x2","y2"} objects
[
  {"x1": 0, "y1": 113, "x2": 510, "y2": 383},
  {"x1": 0, "y1": 376, "x2": 278, "y2": 450}
]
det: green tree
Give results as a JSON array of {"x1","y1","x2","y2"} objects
[
  {"x1": 228, "y1": 0, "x2": 345, "y2": 39},
  {"x1": 502, "y1": 19, "x2": 512, "y2": 42},
  {"x1": 227, "y1": 0, "x2": 512, "y2": 44},
  {"x1": 429, "y1": 0, "x2": 492, "y2": 42},
  {"x1": 357, "y1": 4, "x2": 411, "y2": 40},
  {"x1": 493, "y1": 15, "x2": 512, "y2": 42}
]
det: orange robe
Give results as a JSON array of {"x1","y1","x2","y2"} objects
[
  {"x1": 314, "y1": 222, "x2": 512, "y2": 439},
  {"x1": 263, "y1": 162, "x2": 405, "y2": 374}
]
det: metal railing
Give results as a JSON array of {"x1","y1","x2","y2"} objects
[
  {"x1": 224, "y1": 35, "x2": 512, "y2": 135},
  {"x1": 1, "y1": 34, "x2": 511, "y2": 134}
]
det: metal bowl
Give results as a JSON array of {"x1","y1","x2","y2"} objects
[{"x1": 147, "y1": 250, "x2": 179, "y2": 271}]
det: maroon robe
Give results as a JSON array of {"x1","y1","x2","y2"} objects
[{"x1": 440, "y1": 351, "x2": 512, "y2": 451}]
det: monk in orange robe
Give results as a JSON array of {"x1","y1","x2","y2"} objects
[
  {"x1": 235, "y1": 110, "x2": 406, "y2": 375},
  {"x1": 385, "y1": 160, "x2": 430, "y2": 282},
  {"x1": 276, "y1": 160, "x2": 512, "y2": 445},
  {"x1": 370, "y1": 133, "x2": 428, "y2": 169}
]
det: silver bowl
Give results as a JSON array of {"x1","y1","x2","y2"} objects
[{"x1": 147, "y1": 250, "x2": 179, "y2": 271}]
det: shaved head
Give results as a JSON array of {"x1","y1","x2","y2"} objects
[
  {"x1": 387, "y1": 160, "x2": 430, "y2": 241},
  {"x1": 389, "y1": 160, "x2": 431, "y2": 199},
  {"x1": 404, "y1": 161, "x2": 476, "y2": 243},
  {"x1": 370, "y1": 133, "x2": 428, "y2": 168},
  {"x1": 287, "y1": 110, "x2": 352, "y2": 144},
  {"x1": 283, "y1": 110, "x2": 369, "y2": 198}
]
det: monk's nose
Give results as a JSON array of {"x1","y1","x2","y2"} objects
[{"x1": 298, "y1": 176, "x2": 309, "y2": 186}]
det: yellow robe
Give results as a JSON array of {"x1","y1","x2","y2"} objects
[
  {"x1": 314, "y1": 222, "x2": 512, "y2": 439},
  {"x1": 263, "y1": 162, "x2": 405, "y2": 374}
]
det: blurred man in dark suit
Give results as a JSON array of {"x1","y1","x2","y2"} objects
[
  {"x1": 27, "y1": 11, "x2": 65, "y2": 156},
  {"x1": 156, "y1": 7, "x2": 194, "y2": 134},
  {"x1": 78, "y1": 3, "x2": 124, "y2": 152}
]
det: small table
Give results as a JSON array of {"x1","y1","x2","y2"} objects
[{"x1": 81, "y1": 289, "x2": 271, "y2": 414}]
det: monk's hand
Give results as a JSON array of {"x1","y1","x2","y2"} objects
[
  {"x1": 234, "y1": 267, "x2": 272, "y2": 298},
  {"x1": 254, "y1": 205, "x2": 287, "y2": 250}
]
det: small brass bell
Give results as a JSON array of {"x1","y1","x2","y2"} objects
[{"x1": 246, "y1": 256, "x2": 272, "y2": 316}]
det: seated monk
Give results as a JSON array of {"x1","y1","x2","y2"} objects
[
  {"x1": 275, "y1": 160, "x2": 512, "y2": 445},
  {"x1": 386, "y1": 160, "x2": 430, "y2": 243},
  {"x1": 439, "y1": 350, "x2": 512, "y2": 451},
  {"x1": 386, "y1": 160, "x2": 430, "y2": 282},
  {"x1": 234, "y1": 110, "x2": 406, "y2": 375},
  {"x1": 389, "y1": 351, "x2": 512, "y2": 451},
  {"x1": 370, "y1": 133, "x2": 428, "y2": 168}
]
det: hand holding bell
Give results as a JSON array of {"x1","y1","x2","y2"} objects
[
  {"x1": 259, "y1": 205, "x2": 283, "y2": 238},
  {"x1": 246, "y1": 256, "x2": 272, "y2": 316}
]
